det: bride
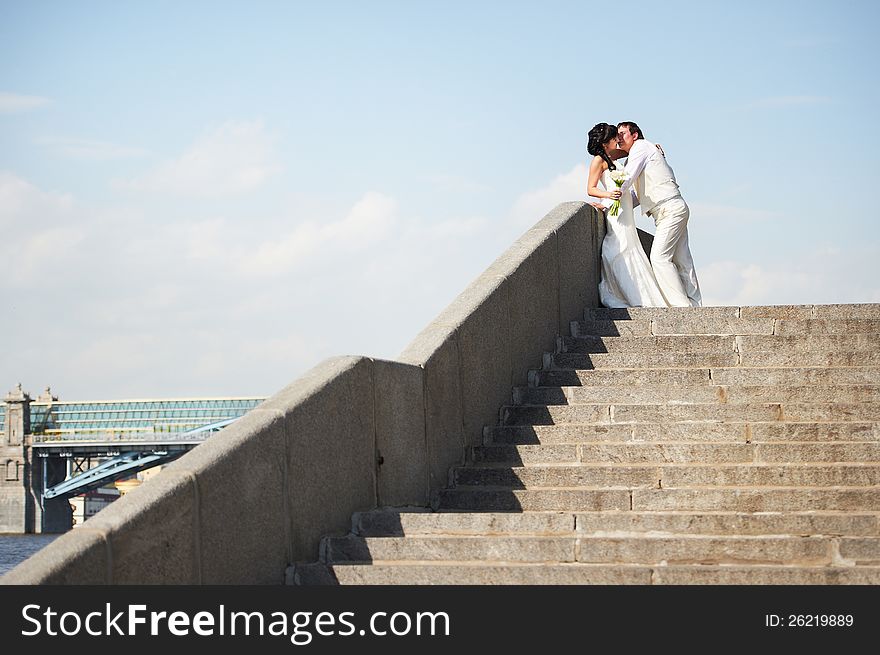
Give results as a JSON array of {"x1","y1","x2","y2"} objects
[{"x1": 586, "y1": 122, "x2": 668, "y2": 308}]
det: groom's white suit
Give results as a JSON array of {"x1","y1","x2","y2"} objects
[{"x1": 618, "y1": 139, "x2": 701, "y2": 307}]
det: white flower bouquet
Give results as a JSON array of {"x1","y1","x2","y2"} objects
[{"x1": 608, "y1": 169, "x2": 627, "y2": 216}]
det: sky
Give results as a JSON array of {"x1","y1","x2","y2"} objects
[{"x1": 1, "y1": 0, "x2": 879, "y2": 401}]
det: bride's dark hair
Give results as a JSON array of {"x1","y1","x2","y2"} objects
[{"x1": 587, "y1": 123, "x2": 618, "y2": 171}]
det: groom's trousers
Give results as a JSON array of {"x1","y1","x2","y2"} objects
[{"x1": 649, "y1": 197, "x2": 702, "y2": 307}]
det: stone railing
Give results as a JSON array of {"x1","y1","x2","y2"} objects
[{"x1": 2, "y1": 202, "x2": 607, "y2": 584}]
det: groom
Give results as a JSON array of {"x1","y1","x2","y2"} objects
[{"x1": 615, "y1": 121, "x2": 702, "y2": 307}]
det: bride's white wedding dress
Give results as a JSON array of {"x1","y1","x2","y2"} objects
[{"x1": 596, "y1": 163, "x2": 668, "y2": 308}]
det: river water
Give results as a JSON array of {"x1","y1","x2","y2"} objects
[{"x1": 0, "y1": 534, "x2": 58, "y2": 576}]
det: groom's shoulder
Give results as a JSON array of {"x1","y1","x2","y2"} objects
[{"x1": 634, "y1": 138, "x2": 656, "y2": 151}]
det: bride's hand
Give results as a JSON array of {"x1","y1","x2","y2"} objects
[
  {"x1": 588, "y1": 202, "x2": 606, "y2": 211},
  {"x1": 608, "y1": 189, "x2": 622, "y2": 200}
]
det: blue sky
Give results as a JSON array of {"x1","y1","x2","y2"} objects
[{"x1": 2, "y1": 1, "x2": 878, "y2": 399}]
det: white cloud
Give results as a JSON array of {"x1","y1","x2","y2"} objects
[
  {"x1": 700, "y1": 252, "x2": 880, "y2": 307},
  {"x1": 0, "y1": 171, "x2": 74, "y2": 225},
  {"x1": 235, "y1": 191, "x2": 398, "y2": 277},
  {"x1": 0, "y1": 172, "x2": 83, "y2": 284},
  {"x1": 121, "y1": 120, "x2": 280, "y2": 196},
  {"x1": 37, "y1": 136, "x2": 148, "y2": 161},
  {"x1": 0, "y1": 92, "x2": 50, "y2": 113},
  {"x1": 510, "y1": 163, "x2": 587, "y2": 229}
]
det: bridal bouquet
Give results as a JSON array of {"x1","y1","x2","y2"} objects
[{"x1": 608, "y1": 169, "x2": 627, "y2": 216}]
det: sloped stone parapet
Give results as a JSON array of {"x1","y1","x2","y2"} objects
[{"x1": 3, "y1": 201, "x2": 603, "y2": 585}]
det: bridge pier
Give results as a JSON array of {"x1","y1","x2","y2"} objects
[{"x1": 29, "y1": 454, "x2": 73, "y2": 533}]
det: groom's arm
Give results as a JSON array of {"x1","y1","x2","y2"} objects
[{"x1": 619, "y1": 140, "x2": 652, "y2": 194}]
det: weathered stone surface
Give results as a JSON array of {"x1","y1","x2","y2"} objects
[
  {"x1": 661, "y1": 464, "x2": 880, "y2": 487},
  {"x1": 837, "y1": 537, "x2": 880, "y2": 564},
  {"x1": 454, "y1": 277, "x2": 514, "y2": 448},
  {"x1": 472, "y1": 444, "x2": 579, "y2": 464},
  {"x1": 517, "y1": 385, "x2": 720, "y2": 405},
  {"x1": 709, "y1": 366, "x2": 880, "y2": 385},
  {"x1": 166, "y1": 408, "x2": 288, "y2": 584},
  {"x1": 632, "y1": 488, "x2": 880, "y2": 512},
  {"x1": 574, "y1": 511, "x2": 880, "y2": 536},
  {"x1": 554, "y1": 203, "x2": 598, "y2": 332},
  {"x1": 487, "y1": 424, "x2": 637, "y2": 445},
  {"x1": 577, "y1": 443, "x2": 755, "y2": 464},
  {"x1": 0, "y1": 529, "x2": 108, "y2": 584},
  {"x1": 653, "y1": 317, "x2": 774, "y2": 335},
  {"x1": 502, "y1": 229, "x2": 560, "y2": 387},
  {"x1": 774, "y1": 319, "x2": 880, "y2": 335},
  {"x1": 560, "y1": 334, "x2": 736, "y2": 353},
  {"x1": 754, "y1": 443, "x2": 880, "y2": 462},
  {"x1": 587, "y1": 306, "x2": 739, "y2": 321},
  {"x1": 299, "y1": 563, "x2": 654, "y2": 585},
  {"x1": 551, "y1": 351, "x2": 739, "y2": 370},
  {"x1": 780, "y1": 402, "x2": 880, "y2": 422},
  {"x1": 453, "y1": 465, "x2": 662, "y2": 489},
  {"x1": 501, "y1": 404, "x2": 609, "y2": 426},
  {"x1": 371, "y1": 359, "x2": 428, "y2": 506},
  {"x1": 85, "y1": 471, "x2": 198, "y2": 584},
  {"x1": 611, "y1": 402, "x2": 784, "y2": 423},
  {"x1": 737, "y1": 334, "x2": 880, "y2": 353},
  {"x1": 439, "y1": 488, "x2": 631, "y2": 511},
  {"x1": 273, "y1": 357, "x2": 378, "y2": 563},
  {"x1": 741, "y1": 351, "x2": 880, "y2": 368},
  {"x1": 352, "y1": 510, "x2": 575, "y2": 537},
  {"x1": 323, "y1": 535, "x2": 578, "y2": 563},
  {"x1": 402, "y1": 327, "x2": 466, "y2": 495},
  {"x1": 740, "y1": 305, "x2": 814, "y2": 319},
  {"x1": 534, "y1": 368, "x2": 711, "y2": 387},
  {"x1": 812, "y1": 303, "x2": 880, "y2": 319},
  {"x1": 747, "y1": 422, "x2": 878, "y2": 442},
  {"x1": 576, "y1": 535, "x2": 830, "y2": 565},
  {"x1": 573, "y1": 319, "x2": 653, "y2": 337},
  {"x1": 652, "y1": 566, "x2": 880, "y2": 585}
]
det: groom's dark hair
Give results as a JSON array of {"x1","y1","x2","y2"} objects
[{"x1": 617, "y1": 121, "x2": 643, "y2": 140}]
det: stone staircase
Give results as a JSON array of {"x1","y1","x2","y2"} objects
[{"x1": 294, "y1": 304, "x2": 880, "y2": 584}]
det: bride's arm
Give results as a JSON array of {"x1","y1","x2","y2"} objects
[{"x1": 587, "y1": 156, "x2": 619, "y2": 206}]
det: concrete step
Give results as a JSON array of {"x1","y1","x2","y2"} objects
[
  {"x1": 351, "y1": 509, "x2": 575, "y2": 537},
  {"x1": 558, "y1": 334, "x2": 880, "y2": 354},
  {"x1": 531, "y1": 368, "x2": 711, "y2": 387},
  {"x1": 439, "y1": 487, "x2": 880, "y2": 512},
  {"x1": 586, "y1": 304, "x2": 880, "y2": 321},
  {"x1": 322, "y1": 534, "x2": 579, "y2": 563},
  {"x1": 486, "y1": 422, "x2": 879, "y2": 445},
  {"x1": 320, "y1": 534, "x2": 877, "y2": 566},
  {"x1": 292, "y1": 562, "x2": 880, "y2": 585},
  {"x1": 572, "y1": 318, "x2": 880, "y2": 337},
  {"x1": 587, "y1": 306, "x2": 740, "y2": 321},
  {"x1": 560, "y1": 334, "x2": 736, "y2": 353},
  {"x1": 630, "y1": 487, "x2": 880, "y2": 512},
  {"x1": 532, "y1": 366, "x2": 880, "y2": 387},
  {"x1": 549, "y1": 351, "x2": 737, "y2": 369},
  {"x1": 548, "y1": 350, "x2": 880, "y2": 370},
  {"x1": 501, "y1": 402, "x2": 880, "y2": 425},
  {"x1": 573, "y1": 510, "x2": 879, "y2": 536},
  {"x1": 711, "y1": 367, "x2": 880, "y2": 386},
  {"x1": 514, "y1": 384, "x2": 880, "y2": 406},
  {"x1": 349, "y1": 509, "x2": 879, "y2": 537},
  {"x1": 292, "y1": 562, "x2": 655, "y2": 585},
  {"x1": 472, "y1": 443, "x2": 880, "y2": 465},
  {"x1": 453, "y1": 464, "x2": 880, "y2": 489},
  {"x1": 651, "y1": 565, "x2": 880, "y2": 585}
]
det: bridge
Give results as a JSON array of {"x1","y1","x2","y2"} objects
[{"x1": 0, "y1": 391, "x2": 263, "y2": 532}]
